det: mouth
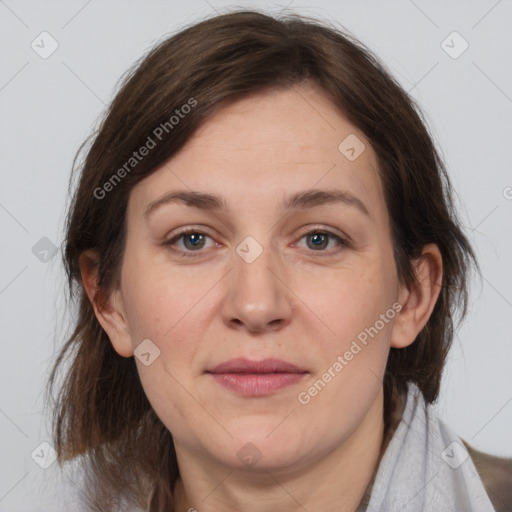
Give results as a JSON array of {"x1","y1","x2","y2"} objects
[{"x1": 205, "y1": 358, "x2": 309, "y2": 397}]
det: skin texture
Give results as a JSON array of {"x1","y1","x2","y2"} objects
[{"x1": 81, "y1": 84, "x2": 443, "y2": 512}]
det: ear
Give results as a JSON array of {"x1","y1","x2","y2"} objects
[
  {"x1": 79, "y1": 249, "x2": 134, "y2": 357},
  {"x1": 390, "y1": 243, "x2": 443, "y2": 349}
]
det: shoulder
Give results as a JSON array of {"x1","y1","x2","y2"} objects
[{"x1": 462, "y1": 439, "x2": 512, "y2": 512}]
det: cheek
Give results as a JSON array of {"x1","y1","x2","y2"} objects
[
  {"x1": 135, "y1": 362, "x2": 197, "y2": 443},
  {"x1": 296, "y1": 261, "x2": 396, "y2": 342},
  {"x1": 292, "y1": 258, "x2": 397, "y2": 412},
  {"x1": 294, "y1": 279, "x2": 394, "y2": 442},
  {"x1": 121, "y1": 256, "x2": 213, "y2": 346}
]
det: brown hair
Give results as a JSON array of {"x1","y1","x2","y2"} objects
[{"x1": 46, "y1": 9, "x2": 478, "y2": 511}]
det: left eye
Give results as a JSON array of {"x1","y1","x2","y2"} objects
[
  {"x1": 296, "y1": 231, "x2": 348, "y2": 252},
  {"x1": 164, "y1": 229, "x2": 348, "y2": 256}
]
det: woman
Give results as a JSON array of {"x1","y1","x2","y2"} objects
[{"x1": 46, "y1": 9, "x2": 511, "y2": 512}]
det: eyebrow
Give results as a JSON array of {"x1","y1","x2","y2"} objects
[{"x1": 143, "y1": 188, "x2": 370, "y2": 218}]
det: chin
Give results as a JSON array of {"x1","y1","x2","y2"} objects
[{"x1": 219, "y1": 426, "x2": 311, "y2": 470}]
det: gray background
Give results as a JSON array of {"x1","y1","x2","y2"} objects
[{"x1": 1, "y1": 0, "x2": 511, "y2": 508}]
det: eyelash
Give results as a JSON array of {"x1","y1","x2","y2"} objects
[{"x1": 163, "y1": 227, "x2": 350, "y2": 258}]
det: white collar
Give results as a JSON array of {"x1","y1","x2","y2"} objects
[{"x1": 363, "y1": 382, "x2": 495, "y2": 511}]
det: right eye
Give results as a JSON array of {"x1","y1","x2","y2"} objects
[{"x1": 163, "y1": 228, "x2": 218, "y2": 257}]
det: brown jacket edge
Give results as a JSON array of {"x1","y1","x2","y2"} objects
[{"x1": 462, "y1": 439, "x2": 512, "y2": 512}]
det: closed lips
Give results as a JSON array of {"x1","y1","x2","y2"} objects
[{"x1": 206, "y1": 358, "x2": 308, "y2": 374}]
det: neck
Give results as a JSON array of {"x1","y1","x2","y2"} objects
[{"x1": 173, "y1": 387, "x2": 387, "y2": 512}]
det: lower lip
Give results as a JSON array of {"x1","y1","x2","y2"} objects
[{"x1": 209, "y1": 373, "x2": 307, "y2": 397}]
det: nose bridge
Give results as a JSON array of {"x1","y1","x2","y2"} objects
[{"x1": 223, "y1": 233, "x2": 292, "y2": 331}]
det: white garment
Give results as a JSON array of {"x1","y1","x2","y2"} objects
[
  {"x1": 9, "y1": 382, "x2": 496, "y2": 511},
  {"x1": 364, "y1": 382, "x2": 496, "y2": 511}
]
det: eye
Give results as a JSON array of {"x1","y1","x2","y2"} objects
[
  {"x1": 295, "y1": 229, "x2": 350, "y2": 255},
  {"x1": 163, "y1": 228, "x2": 216, "y2": 257}
]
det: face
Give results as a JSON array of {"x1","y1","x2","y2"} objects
[{"x1": 105, "y1": 84, "x2": 411, "y2": 474}]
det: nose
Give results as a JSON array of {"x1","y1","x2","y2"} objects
[{"x1": 221, "y1": 241, "x2": 294, "y2": 334}]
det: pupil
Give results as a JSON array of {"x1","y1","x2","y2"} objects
[
  {"x1": 310, "y1": 233, "x2": 327, "y2": 249},
  {"x1": 186, "y1": 233, "x2": 203, "y2": 249}
]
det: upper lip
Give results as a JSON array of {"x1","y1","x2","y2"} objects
[{"x1": 206, "y1": 358, "x2": 308, "y2": 374}]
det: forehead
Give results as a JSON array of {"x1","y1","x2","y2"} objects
[{"x1": 129, "y1": 85, "x2": 386, "y2": 222}]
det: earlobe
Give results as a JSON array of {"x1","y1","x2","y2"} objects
[
  {"x1": 79, "y1": 249, "x2": 134, "y2": 358},
  {"x1": 390, "y1": 244, "x2": 443, "y2": 349}
]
